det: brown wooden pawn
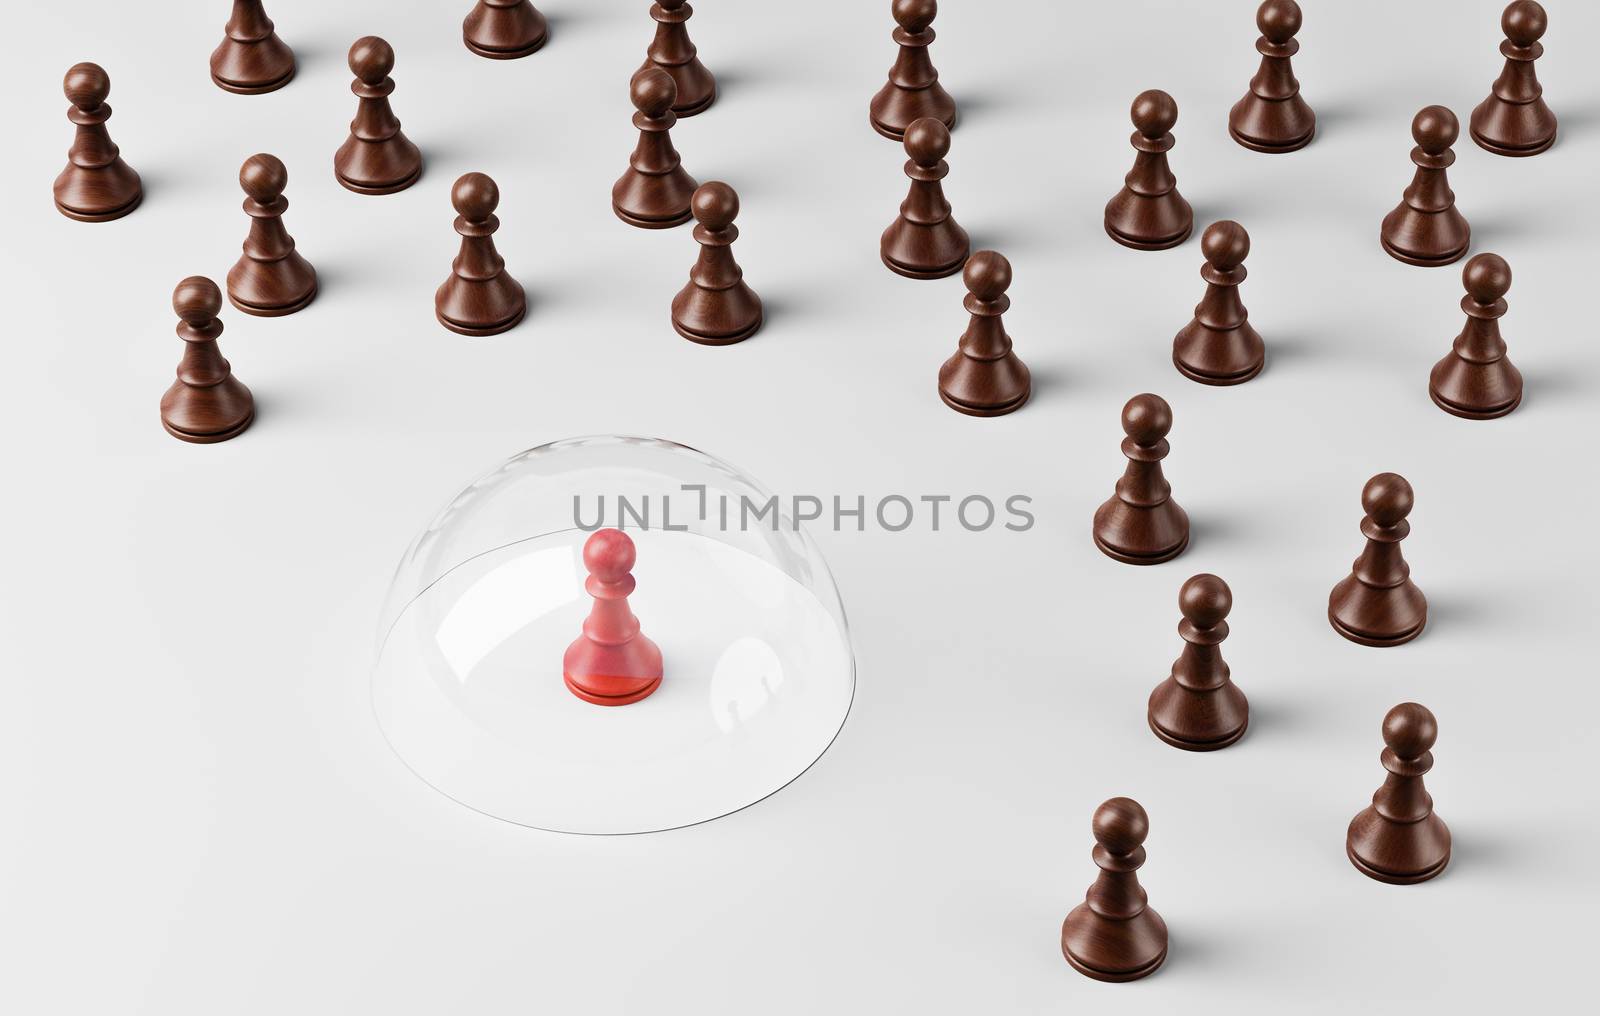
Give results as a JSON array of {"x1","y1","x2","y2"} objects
[
  {"x1": 1148, "y1": 574, "x2": 1249, "y2": 751},
  {"x1": 1430, "y1": 254, "x2": 1523, "y2": 419},
  {"x1": 1060, "y1": 798, "x2": 1168, "y2": 983},
  {"x1": 880, "y1": 117, "x2": 969, "y2": 280},
  {"x1": 334, "y1": 37, "x2": 423, "y2": 196},
  {"x1": 672, "y1": 182, "x2": 762, "y2": 345},
  {"x1": 210, "y1": 0, "x2": 296, "y2": 94},
  {"x1": 937, "y1": 252, "x2": 1030, "y2": 416},
  {"x1": 464, "y1": 0, "x2": 548, "y2": 60},
  {"x1": 161, "y1": 277, "x2": 254, "y2": 444},
  {"x1": 227, "y1": 154, "x2": 317, "y2": 317},
  {"x1": 1346, "y1": 703, "x2": 1451, "y2": 885},
  {"x1": 436, "y1": 173, "x2": 526, "y2": 336},
  {"x1": 1380, "y1": 106, "x2": 1470, "y2": 268},
  {"x1": 1104, "y1": 90, "x2": 1193, "y2": 251},
  {"x1": 1228, "y1": 0, "x2": 1315, "y2": 153},
  {"x1": 1328, "y1": 473, "x2": 1427, "y2": 647},
  {"x1": 869, "y1": 0, "x2": 956, "y2": 142},
  {"x1": 1471, "y1": 2, "x2": 1557, "y2": 157},
  {"x1": 613, "y1": 68, "x2": 699, "y2": 229},
  {"x1": 53, "y1": 63, "x2": 142, "y2": 222},
  {"x1": 1173, "y1": 221, "x2": 1264, "y2": 385},
  {"x1": 1093, "y1": 394, "x2": 1189, "y2": 565},
  {"x1": 637, "y1": 0, "x2": 716, "y2": 118}
]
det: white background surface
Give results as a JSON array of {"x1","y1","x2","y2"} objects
[{"x1": 3, "y1": 1, "x2": 1598, "y2": 1012}]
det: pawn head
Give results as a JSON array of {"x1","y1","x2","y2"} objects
[
  {"x1": 631, "y1": 67, "x2": 677, "y2": 117},
  {"x1": 1361, "y1": 472, "x2": 1414, "y2": 526},
  {"x1": 692, "y1": 181, "x2": 740, "y2": 230},
  {"x1": 1382, "y1": 702, "x2": 1438, "y2": 758},
  {"x1": 1463, "y1": 253, "x2": 1512, "y2": 304},
  {"x1": 64, "y1": 62, "x2": 110, "y2": 108},
  {"x1": 172, "y1": 276, "x2": 222, "y2": 324},
  {"x1": 904, "y1": 117, "x2": 952, "y2": 165},
  {"x1": 963, "y1": 250, "x2": 1012, "y2": 301},
  {"x1": 239, "y1": 154, "x2": 288, "y2": 202},
  {"x1": 452, "y1": 172, "x2": 499, "y2": 220},
  {"x1": 1257, "y1": 0, "x2": 1303, "y2": 43},
  {"x1": 1412, "y1": 105, "x2": 1459, "y2": 153},
  {"x1": 1092, "y1": 797, "x2": 1150, "y2": 855},
  {"x1": 1202, "y1": 220, "x2": 1251, "y2": 270},
  {"x1": 892, "y1": 0, "x2": 938, "y2": 34},
  {"x1": 583, "y1": 528, "x2": 637, "y2": 583},
  {"x1": 1130, "y1": 89, "x2": 1178, "y2": 137},
  {"x1": 1180, "y1": 574, "x2": 1233, "y2": 628},
  {"x1": 1121, "y1": 393, "x2": 1173, "y2": 444},
  {"x1": 349, "y1": 36, "x2": 395, "y2": 84},
  {"x1": 1503, "y1": 1, "x2": 1547, "y2": 46}
]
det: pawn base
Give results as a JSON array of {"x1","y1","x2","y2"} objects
[
  {"x1": 1149, "y1": 714, "x2": 1247, "y2": 752},
  {"x1": 1380, "y1": 233, "x2": 1468, "y2": 269},
  {"x1": 1094, "y1": 531, "x2": 1188, "y2": 566},
  {"x1": 1229, "y1": 124, "x2": 1314, "y2": 154},
  {"x1": 211, "y1": 67, "x2": 296, "y2": 95},
  {"x1": 465, "y1": 34, "x2": 548, "y2": 60},
  {"x1": 56, "y1": 191, "x2": 142, "y2": 223},
  {"x1": 670, "y1": 88, "x2": 717, "y2": 119},
  {"x1": 1430, "y1": 387, "x2": 1520, "y2": 420},
  {"x1": 1347, "y1": 842, "x2": 1449, "y2": 885},
  {"x1": 883, "y1": 250, "x2": 966, "y2": 280},
  {"x1": 230, "y1": 281, "x2": 317, "y2": 318},
  {"x1": 564, "y1": 673, "x2": 661, "y2": 707},
  {"x1": 1105, "y1": 218, "x2": 1191, "y2": 252},
  {"x1": 1328, "y1": 607, "x2": 1425, "y2": 648},
  {"x1": 674, "y1": 316, "x2": 762, "y2": 346},
  {"x1": 1470, "y1": 128, "x2": 1554, "y2": 159},
  {"x1": 163, "y1": 410, "x2": 254, "y2": 445},
  {"x1": 1174, "y1": 352, "x2": 1264, "y2": 387},
  {"x1": 438, "y1": 305, "x2": 525, "y2": 337},
  {"x1": 1063, "y1": 943, "x2": 1167, "y2": 983},
  {"x1": 336, "y1": 163, "x2": 423, "y2": 196},
  {"x1": 614, "y1": 204, "x2": 692, "y2": 230},
  {"x1": 939, "y1": 386, "x2": 1029, "y2": 418}
]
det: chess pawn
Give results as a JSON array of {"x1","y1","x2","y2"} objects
[
  {"x1": 1228, "y1": 0, "x2": 1315, "y2": 153},
  {"x1": 1328, "y1": 473, "x2": 1427, "y2": 647},
  {"x1": 1060, "y1": 798, "x2": 1168, "y2": 982},
  {"x1": 564, "y1": 529, "x2": 664, "y2": 706},
  {"x1": 1093, "y1": 394, "x2": 1189, "y2": 565},
  {"x1": 613, "y1": 68, "x2": 699, "y2": 229},
  {"x1": 1380, "y1": 106, "x2": 1470, "y2": 268},
  {"x1": 435, "y1": 173, "x2": 526, "y2": 336},
  {"x1": 1104, "y1": 90, "x2": 1193, "y2": 251},
  {"x1": 1147, "y1": 574, "x2": 1249, "y2": 751},
  {"x1": 334, "y1": 37, "x2": 423, "y2": 195},
  {"x1": 937, "y1": 252, "x2": 1030, "y2": 416},
  {"x1": 1470, "y1": 2, "x2": 1557, "y2": 157},
  {"x1": 1173, "y1": 221, "x2": 1265, "y2": 385},
  {"x1": 160, "y1": 277, "x2": 254, "y2": 443},
  {"x1": 880, "y1": 118, "x2": 970, "y2": 279},
  {"x1": 1430, "y1": 254, "x2": 1523, "y2": 419},
  {"x1": 637, "y1": 0, "x2": 716, "y2": 118},
  {"x1": 53, "y1": 63, "x2": 142, "y2": 222},
  {"x1": 463, "y1": 0, "x2": 548, "y2": 60},
  {"x1": 226, "y1": 154, "x2": 317, "y2": 317},
  {"x1": 210, "y1": 0, "x2": 296, "y2": 94},
  {"x1": 1346, "y1": 703, "x2": 1451, "y2": 884},
  {"x1": 672, "y1": 182, "x2": 763, "y2": 344},
  {"x1": 869, "y1": 0, "x2": 956, "y2": 142}
]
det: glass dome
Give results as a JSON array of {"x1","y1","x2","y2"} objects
[{"x1": 372, "y1": 435, "x2": 855, "y2": 833}]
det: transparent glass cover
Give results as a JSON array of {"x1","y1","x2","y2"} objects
[{"x1": 372, "y1": 436, "x2": 855, "y2": 833}]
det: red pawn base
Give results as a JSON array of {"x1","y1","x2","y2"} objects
[{"x1": 563, "y1": 672, "x2": 661, "y2": 706}]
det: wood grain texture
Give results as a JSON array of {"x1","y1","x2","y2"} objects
[
  {"x1": 1148, "y1": 574, "x2": 1249, "y2": 750},
  {"x1": 1061, "y1": 798, "x2": 1168, "y2": 982},
  {"x1": 1228, "y1": 0, "x2": 1315, "y2": 153},
  {"x1": 1328, "y1": 473, "x2": 1427, "y2": 646},
  {"x1": 1093, "y1": 394, "x2": 1189, "y2": 564},
  {"x1": 1173, "y1": 221, "x2": 1264, "y2": 385},
  {"x1": 937, "y1": 251, "x2": 1029, "y2": 416},
  {"x1": 880, "y1": 118, "x2": 969, "y2": 279},
  {"x1": 671, "y1": 182, "x2": 762, "y2": 344},
  {"x1": 334, "y1": 37, "x2": 422, "y2": 196},
  {"x1": 613, "y1": 68, "x2": 698, "y2": 229},
  {"x1": 210, "y1": 0, "x2": 296, "y2": 94},
  {"x1": 227, "y1": 154, "x2": 317, "y2": 317},
  {"x1": 463, "y1": 0, "x2": 548, "y2": 60},
  {"x1": 435, "y1": 173, "x2": 527, "y2": 336},
  {"x1": 1430, "y1": 253, "x2": 1523, "y2": 419},
  {"x1": 637, "y1": 0, "x2": 715, "y2": 118},
  {"x1": 53, "y1": 63, "x2": 142, "y2": 222},
  {"x1": 1470, "y1": 2, "x2": 1556, "y2": 156},
  {"x1": 160, "y1": 277, "x2": 254, "y2": 444},
  {"x1": 1346, "y1": 703, "x2": 1451, "y2": 884},
  {"x1": 1104, "y1": 90, "x2": 1193, "y2": 251},
  {"x1": 1380, "y1": 107, "x2": 1470, "y2": 267},
  {"x1": 869, "y1": 0, "x2": 955, "y2": 141}
]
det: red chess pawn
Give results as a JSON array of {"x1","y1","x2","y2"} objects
[
  {"x1": 869, "y1": 0, "x2": 956, "y2": 142},
  {"x1": 1470, "y1": 2, "x2": 1557, "y2": 157},
  {"x1": 1173, "y1": 221, "x2": 1264, "y2": 385},
  {"x1": 613, "y1": 68, "x2": 699, "y2": 229},
  {"x1": 1380, "y1": 106, "x2": 1470, "y2": 268},
  {"x1": 1430, "y1": 253, "x2": 1523, "y2": 419},
  {"x1": 1093, "y1": 394, "x2": 1189, "y2": 565},
  {"x1": 564, "y1": 529, "x2": 664, "y2": 706},
  {"x1": 880, "y1": 117, "x2": 969, "y2": 279},
  {"x1": 1147, "y1": 574, "x2": 1249, "y2": 751},
  {"x1": 210, "y1": 0, "x2": 296, "y2": 94},
  {"x1": 1060, "y1": 798, "x2": 1169, "y2": 982},
  {"x1": 637, "y1": 0, "x2": 716, "y2": 118},
  {"x1": 53, "y1": 63, "x2": 142, "y2": 222},
  {"x1": 1328, "y1": 473, "x2": 1427, "y2": 647},
  {"x1": 1228, "y1": 0, "x2": 1316, "y2": 154},
  {"x1": 463, "y1": 0, "x2": 549, "y2": 60},
  {"x1": 1346, "y1": 703, "x2": 1451, "y2": 884},
  {"x1": 1104, "y1": 90, "x2": 1193, "y2": 251}
]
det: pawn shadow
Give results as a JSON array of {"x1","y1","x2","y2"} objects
[
  {"x1": 1433, "y1": 826, "x2": 1517, "y2": 881},
  {"x1": 1414, "y1": 593, "x2": 1492, "y2": 642},
  {"x1": 1518, "y1": 366, "x2": 1591, "y2": 407}
]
